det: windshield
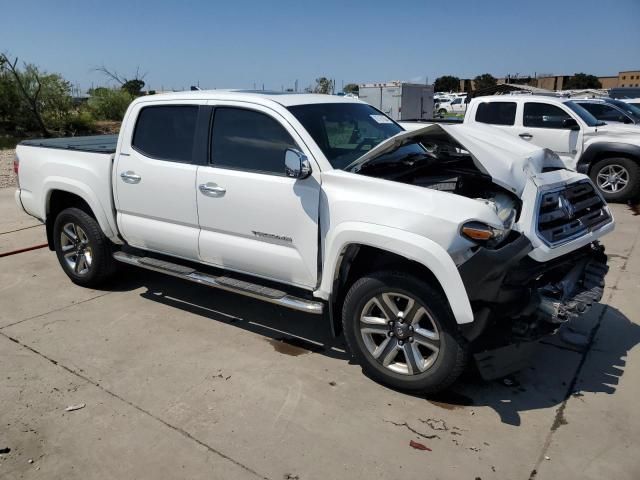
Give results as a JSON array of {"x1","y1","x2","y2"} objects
[
  {"x1": 564, "y1": 101, "x2": 603, "y2": 127},
  {"x1": 288, "y1": 103, "x2": 423, "y2": 169},
  {"x1": 610, "y1": 99, "x2": 640, "y2": 119}
]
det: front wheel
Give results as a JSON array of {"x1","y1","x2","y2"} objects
[
  {"x1": 590, "y1": 157, "x2": 640, "y2": 202},
  {"x1": 53, "y1": 207, "x2": 118, "y2": 288},
  {"x1": 342, "y1": 271, "x2": 468, "y2": 393}
]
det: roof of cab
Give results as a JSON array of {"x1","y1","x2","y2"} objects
[{"x1": 131, "y1": 90, "x2": 363, "y2": 108}]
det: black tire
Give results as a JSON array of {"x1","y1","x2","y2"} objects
[
  {"x1": 53, "y1": 207, "x2": 118, "y2": 288},
  {"x1": 342, "y1": 271, "x2": 468, "y2": 394},
  {"x1": 437, "y1": 108, "x2": 447, "y2": 116},
  {"x1": 590, "y1": 157, "x2": 640, "y2": 202}
]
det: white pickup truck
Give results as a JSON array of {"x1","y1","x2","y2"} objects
[
  {"x1": 15, "y1": 91, "x2": 613, "y2": 393},
  {"x1": 463, "y1": 95, "x2": 640, "y2": 202}
]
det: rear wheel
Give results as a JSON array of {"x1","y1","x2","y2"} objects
[
  {"x1": 437, "y1": 108, "x2": 447, "y2": 116},
  {"x1": 342, "y1": 271, "x2": 468, "y2": 393},
  {"x1": 53, "y1": 207, "x2": 117, "y2": 287},
  {"x1": 590, "y1": 157, "x2": 640, "y2": 202}
]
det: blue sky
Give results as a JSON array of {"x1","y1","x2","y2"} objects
[{"x1": 2, "y1": 0, "x2": 639, "y2": 92}]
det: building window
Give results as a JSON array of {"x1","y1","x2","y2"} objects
[{"x1": 622, "y1": 76, "x2": 626, "y2": 80}]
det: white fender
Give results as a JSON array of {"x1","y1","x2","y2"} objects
[
  {"x1": 43, "y1": 177, "x2": 120, "y2": 243},
  {"x1": 316, "y1": 222, "x2": 474, "y2": 324}
]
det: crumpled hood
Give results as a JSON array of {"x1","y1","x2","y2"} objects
[{"x1": 347, "y1": 123, "x2": 565, "y2": 196}]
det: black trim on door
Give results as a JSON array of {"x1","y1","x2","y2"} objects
[{"x1": 193, "y1": 105, "x2": 213, "y2": 166}]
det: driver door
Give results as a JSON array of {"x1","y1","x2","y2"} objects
[{"x1": 196, "y1": 104, "x2": 321, "y2": 289}]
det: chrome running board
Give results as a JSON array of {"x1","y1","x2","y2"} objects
[{"x1": 113, "y1": 251, "x2": 324, "y2": 315}]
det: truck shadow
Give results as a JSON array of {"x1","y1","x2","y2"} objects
[
  {"x1": 109, "y1": 268, "x2": 639, "y2": 427},
  {"x1": 426, "y1": 305, "x2": 639, "y2": 426}
]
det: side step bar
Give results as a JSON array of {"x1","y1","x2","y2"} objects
[{"x1": 113, "y1": 251, "x2": 324, "y2": 315}]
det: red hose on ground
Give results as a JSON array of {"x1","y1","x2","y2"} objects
[{"x1": 0, "y1": 243, "x2": 48, "y2": 258}]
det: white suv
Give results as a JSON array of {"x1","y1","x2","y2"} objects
[{"x1": 465, "y1": 95, "x2": 640, "y2": 201}]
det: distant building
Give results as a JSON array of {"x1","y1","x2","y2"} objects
[
  {"x1": 619, "y1": 70, "x2": 640, "y2": 88},
  {"x1": 457, "y1": 70, "x2": 638, "y2": 92}
]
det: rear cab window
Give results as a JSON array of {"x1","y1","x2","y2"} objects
[
  {"x1": 474, "y1": 102, "x2": 517, "y2": 125},
  {"x1": 132, "y1": 105, "x2": 199, "y2": 162}
]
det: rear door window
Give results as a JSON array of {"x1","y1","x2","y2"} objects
[
  {"x1": 210, "y1": 107, "x2": 298, "y2": 175},
  {"x1": 475, "y1": 102, "x2": 517, "y2": 125},
  {"x1": 523, "y1": 103, "x2": 571, "y2": 129},
  {"x1": 132, "y1": 105, "x2": 198, "y2": 162}
]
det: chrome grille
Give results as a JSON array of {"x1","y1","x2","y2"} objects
[{"x1": 537, "y1": 181, "x2": 611, "y2": 246}]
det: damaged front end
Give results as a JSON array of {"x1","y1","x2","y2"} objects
[{"x1": 458, "y1": 238, "x2": 608, "y2": 379}]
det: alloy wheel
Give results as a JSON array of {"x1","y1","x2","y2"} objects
[
  {"x1": 60, "y1": 222, "x2": 93, "y2": 275},
  {"x1": 596, "y1": 164, "x2": 629, "y2": 193},
  {"x1": 359, "y1": 292, "x2": 440, "y2": 375}
]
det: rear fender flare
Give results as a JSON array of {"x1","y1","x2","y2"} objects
[{"x1": 43, "y1": 177, "x2": 120, "y2": 243}]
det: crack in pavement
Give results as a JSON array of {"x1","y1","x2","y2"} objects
[
  {"x1": 0, "y1": 292, "x2": 113, "y2": 330},
  {"x1": 528, "y1": 228, "x2": 640, "y2": 480},
  {"x1": 383, "y1": 419, "x2": 440, "y2": 439},
  {"x1": 0, "y1": 330, "x2": 271, "y2": 480}
]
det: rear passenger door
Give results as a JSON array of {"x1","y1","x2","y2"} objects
[
  {"x1": 196, "y1": 104, "x2": 321, "y2": 289},
  {"x1": 114, "y1": 102, "x2": 205, "y2": 261}
]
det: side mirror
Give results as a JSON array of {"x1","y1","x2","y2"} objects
[
  {"x1": 285, "y1": 149, "x2": 312, "y2": 179},
  {"x1": 562, "y1": 118, "x2": 580, "y2": 130}
]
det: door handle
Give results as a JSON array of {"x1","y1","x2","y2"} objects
[
  {"x1": 519, "y1": 133, "x2": 533, "y2": 140},
  {"x1": 199, "y1": 183, "x2": 226, "y2": 196},
  {"x1": 120, "y1": 171, "x2": 141, "y2": 184}
]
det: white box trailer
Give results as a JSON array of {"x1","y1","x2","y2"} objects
[{"x1": 358, "y1": 82, "x2": 434, "y2": 120}]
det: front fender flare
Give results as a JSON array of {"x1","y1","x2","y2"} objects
[{"x1": 315, "y1": 222, "x2": 474, "y2": 324}]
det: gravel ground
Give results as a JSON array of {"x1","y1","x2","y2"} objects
[{"x1": 0, "y1": 148, "x2": 17, "y2": 188}]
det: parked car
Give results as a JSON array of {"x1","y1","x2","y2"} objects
[
  {"x1": 15, "y1": 91, "x2": 613, "y2": 393},
  {"x1": 435, "y1": 97, "x2": 453, "y2": 116},
  {"x1": 573, "y1": 98, "x2": 640, "y2": 125},
  {"x1": 622, "y1": 98, "x2": 640, "y2": 109},
  {"x1": 462, "y1": 95, "x2": 640, "y2": 201}
]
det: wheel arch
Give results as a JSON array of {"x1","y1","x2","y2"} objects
[
  {"x1": 577, "y1": 142, "x2": 640, "y2": 174},
  {"x1": 44, "y1": 185, "x2": 118, "y2": 250},
  {"x1": 318, "y1": 223, "x2": 474, "y2": 335}
]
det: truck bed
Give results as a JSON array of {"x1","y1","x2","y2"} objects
[{"x1": 21, "y1": 135, "x2": 118, "y2": 154}]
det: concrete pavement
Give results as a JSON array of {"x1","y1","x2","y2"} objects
[{"x1": 1, "y1": 186, "x2": 638, "y2": 479}]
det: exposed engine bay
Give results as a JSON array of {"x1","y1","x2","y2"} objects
[{"x1": 357, "y1": 132, "x2": 521, "y2": 224}]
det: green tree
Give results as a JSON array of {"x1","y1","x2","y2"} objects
[
  {"x1": 95, "y1": 65, "x2": 147, "y2": 96},
  {"x1": 343, "y1": 83, "x2": 359, "y2": 95},
  {"x1": 473, "y1": 73, "x2": 497, "y2": 91},
  {"x1": 313, "y1": 77, "x2": 334, "y2": 94},
  {"x1": 433, "y1": 76, "x2": 460, "y2": 92},
  {"x1": 0, "y1": 67, "x2": 21, "y2": 127},
  {"x1": 88, "y1": 88, "x2": 134, "y2": 121},
  {"x1": 122, "y1": 79, "x2": 145, "y2": 96},
  {"x1": 563, "y1": 73, "x2": 602, "y2": 90}
]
